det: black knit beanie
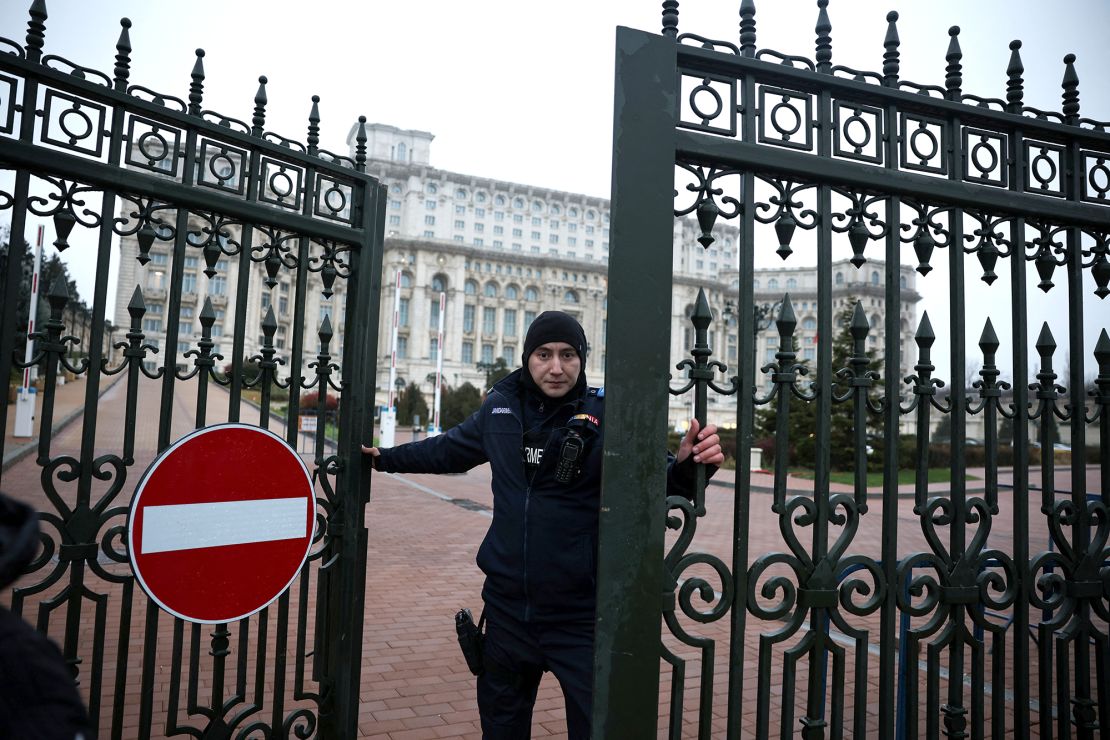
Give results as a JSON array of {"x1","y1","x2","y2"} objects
[{"x1": 521, "y1": 311, "x2": 588, "y2": 366}]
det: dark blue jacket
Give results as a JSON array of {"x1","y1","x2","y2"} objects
[{"x1": 376, "y1": 369, "x2": 698, "y2": 623}]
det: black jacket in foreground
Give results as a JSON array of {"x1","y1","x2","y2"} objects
[{"x1": 375, "y1": 369, "x2": 701, "y2": 623}]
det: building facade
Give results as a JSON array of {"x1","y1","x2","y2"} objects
[{"x1": 113, "y1": 122, "x2": 921, "y2": 430}]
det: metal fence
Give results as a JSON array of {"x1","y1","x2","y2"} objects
[
  {"x1": 0, "y1": 2, "x2": 384, "y2": 737},
  {"x1": 597, "y1": 2, "x2": 1109, "y2": 738}
]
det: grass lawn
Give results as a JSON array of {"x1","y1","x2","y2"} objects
[{"x1": 791, "y1": 468, "x2": 977, "y2": 486}]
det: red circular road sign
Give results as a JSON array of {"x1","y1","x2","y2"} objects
[{"x1": 128, "y1": 423, "x2": 316, "y2": 624}]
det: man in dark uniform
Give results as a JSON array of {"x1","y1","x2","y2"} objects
[
  {"x1": 0, "y1": 492, "x2": 93, "y2": 739},
  {"x1": 362, "y1": 311, "x2": 723, "y2": 739}
]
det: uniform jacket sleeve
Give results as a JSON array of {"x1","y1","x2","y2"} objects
[
  {"x1": 664, "y1": 453, "x2": 717, "y2": 500},
  {"x1": 375, "y1": 407, "x2": 488, "y2": 474}
]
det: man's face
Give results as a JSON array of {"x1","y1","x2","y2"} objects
[{"x1": 527, "y1": 341, "x2": 581, "y2": 398}]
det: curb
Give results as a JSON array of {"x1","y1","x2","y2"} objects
[{"x1": 2, "y1": 373, "x2": 126, "y2": 472}]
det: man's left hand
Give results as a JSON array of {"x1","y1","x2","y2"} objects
[{"x1": 677, "y1": 419, "x2": 725, "y2": 466}]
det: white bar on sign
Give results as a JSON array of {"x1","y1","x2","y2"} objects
[{"x1": 141, "y1": 498, "x2": 309, "y2": 554}]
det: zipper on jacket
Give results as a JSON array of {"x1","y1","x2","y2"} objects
[{"x1": 523, "y1": 483, "x2": 531, "y2": 622}]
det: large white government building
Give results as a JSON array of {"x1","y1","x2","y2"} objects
[{"x1": 113, "y1": 122, "x2": 921, "y2": 430}]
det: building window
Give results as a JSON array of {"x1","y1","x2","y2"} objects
[
  {"x1": 872, "y1": 271, "x2": 881, "y2": 285},
  {"x1": 476, "y1": 192, "x2": 487, "y2": 203},
  {"x1": 493, "y1": 240, "x2": 503, "y2": 248},
  {"x1": 454, "y1": 219, "x2": 465, "y2": 229},
  {"x1": 532, "y1": 200, "x2": 543, "y2": 212},
  {"x1": 495, "y1": 195, "x2": 506, "y2": 206},
  {"x1": 568, "y1": 237, "x2": 577, "y2": 247},
  {"x1": 504, "y1": 308, "x2": 517, "y2": 336},
  {"x1": 513, "y1": 197, "x2": 524, "y2": 208},
  {"x1": 425, "y1": 215, "x2": 435, "y2": 225},
  {"x1": 473, "y1": 238, "x2": 484, "y2": 246},
  {"x1": 462, "y1": 341, "x2": 473, "y2": 364},
  {"x1": 463, "y1": 304, "x2": 475, "y2": 333},
  {"x1": 426, "y1": 199, "x2": 436, "y2": 210},
  {"x1": 429, "y1": 298, "x2": 441, "y2": 328},
  {"x1": 505, "y1": 284, "x2": 518, "y2": 299},
  {"x1": 502, "y1": 344, "x2": 515, "y2": 363},
  {"x1": 397, "y1": 335, "x2": 408, "y2": 359},
  {"x1": 426, "y1": 183, "x2": 438, "y2": 194},
  {"x1": 802, "y1": 316, "x2": 816, "y2": 330},
  {"x1": 532, "y1": 216, "x2": 542, "y2": 226},
  {"x1": 767, "y1": 278, "x2": 779, "y2": 290},
  {"x1": 493, "y1": 225, "x2": 504, "y2": 235},
  {"x1": 483, "y1": 307, "x2": 496, "y2": 334},
  {"x1": 456, "y1": 188, "x2": 467, "y2": 199},
  {"x1": 786, "y1": 278, "x2": 797, "y2": 289},
  {"x1": 513, "y1": 214, "x2": 523, "y2": 223},
  {"x1": 563, "y1": 290, "x2": 579, "y2": 303},
  {"x1": 389, "y1": 215, "x2": 401, "y2": 225},
  {"x1": 424, "y1": 230, "x2": 435, "y2": 238},
  {"x1": 525, "y1": 286, "x2": 538, "y2": 301},
  {"x1": 481, "y1": 343, "x2": 495, "y2": 364},
  {"x1": 182, "y1": 272, "x2": 197, "y2": 293},
  {"x1": 531, "y1": 231, "x2": 541, "y2": 240},
  {"x1": 512, "y1": 228, "x2": 523, "y2": 237},
  {"x1": 484, "y1": 282, "x2": 498, "y2": 298},
  {"x1": 455, "y1": 205, "x2": 466, "y2": 215},
  {"x1": 398, "y1": 298, "x2": 409, "y2": 327},
  {"x1": 494, "y1": 211, "x2": 504, "y2": 221},
  {"x1": 474, "y1": 223, "x2": 484, "y2": 233},
  {"x1": 475, "y1": 208, "x2": 486, "y2": 217},
  {"x1": 549, "y1": 234, "x2": 559, "y2": 244},
  {"x1": 210, "y1": 275, "x2": 227, "y2": 296},
  {"x1": 142, "y1": 318, "x2": 163, "y2": 333}
]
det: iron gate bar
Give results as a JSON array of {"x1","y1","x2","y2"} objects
[
  {"x1": 0, "y1": 3, "x2": 383, "y2": 737},
  {"x1": 594, "y1": 26, "x2": 678, "y2": 740}
]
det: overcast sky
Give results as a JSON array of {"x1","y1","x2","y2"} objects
[{"x1": 2, "y1": 0, "x2": 1107, "y2": 383}]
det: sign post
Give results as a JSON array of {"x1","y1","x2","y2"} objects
[
  {"x1": 127, "y1": 424, "x2": 315, "y2": 624},
  {"x1": 13, "y1": 224, "x2": 45, "y2": 438}
]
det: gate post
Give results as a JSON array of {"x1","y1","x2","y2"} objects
[{"x1": 593, "y1": 27, "x2": 677, "y2": 737}]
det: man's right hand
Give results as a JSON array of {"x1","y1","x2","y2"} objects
[{"x1": 361, "y1": 445, "x2": 380, "y2": 469}]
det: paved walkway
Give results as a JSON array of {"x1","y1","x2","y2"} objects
[{"x1": 1, "y1": 376, "x2": 1103, "y2": 738}]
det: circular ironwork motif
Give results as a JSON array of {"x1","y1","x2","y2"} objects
[
  {"x1": 138, "y1": 130, "x2": 168, "y2": 162},
  {"x1": 1089, "y1": 159, "x2": 1109, "y2": 199},
  {"x1": 324, "y1": 186, "x2": 347, "y2": 213},
  {"x1": 270, "y1": 169, "x2": 295, "y2": 198},
  {"x1": 971, "y1": 139, "x2": 998, "y2": 176},
  {"x1": 1032, "y1": 148, "x2": 1057, "y2": 188},
  {"x1": 843, "y1": 114, "x2": 871, "y2": 150},
  {"x1": 689, "y1": 83, "x2": 723, "y2": 123},
  {"x1": 770, "y1": 99, "x2": 802, "y2": 138},
  {"x1": 909, "y1": 124, "x2": 939, "y2": 163},
  {"x1": 209, "y1": 153, "x2": 235, "y2": 182},
  {"x1": 59, "y1": 105, "x2": 93, "y2": 142}
]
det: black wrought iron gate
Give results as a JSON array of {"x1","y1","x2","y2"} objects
[
  {"x1": 597, "y1": 2, "x2": 1109, "y2": 739},
  {"x1": 0, "y1": 3, "x2": 384, "y2": 738}
]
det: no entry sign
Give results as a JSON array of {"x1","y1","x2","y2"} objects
[{"x1": 128, "y1": 423, "x2": 315, "y2": 624}]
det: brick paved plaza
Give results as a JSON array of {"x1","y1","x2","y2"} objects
[{"x1": 2, "y1": 377, "x2": 1104, "y2": 738}]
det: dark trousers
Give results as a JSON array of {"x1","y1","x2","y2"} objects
[{"x1": 477, "y1": 609, "x2": 593, "y2": 740}]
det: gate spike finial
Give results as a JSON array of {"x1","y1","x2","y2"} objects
[
  {"x1": 26, "y1": 0, "x2": 47, "y2": 63},
  {"x1": 47, "y1": 273, "x2": 70, "y2": 313},
  {"x1": 307, "y1": 95, "x2": 321, "y2": 156},
  {"x1": 776, "y1": 295, "x2": 797, "y2": 337},
  {"x1": 945, "y1": 26, "x2": 962, "y2": 101},
  {"x1": 1035, "y1": 322, "x2": 1056, "y2": 357},
  {"x1": 850, "y1": 301, "x2": 869, "y2": 342},
  {"x1": 251, "y1": 76, "x2": 268, "y2": 137},
  {"x1": 882, "y1": 11, "x2": 900, "y2": 87},
  {"x1": 661, "y1": 1, "x2": 679, "y2": 39},
  {"x1": 1061, "y1": 53, "x2": 1080, "y2": 125},
  {"x1": 355, "y1": 115, "x2": 368, "y2": 171},
  {"x1": 739, "y1": 0, "x2": 756, "y2": 57},
  {"x1": 979, "y1": 318, "x2": 999, "y2": 356},
  {"x1": 188, "y1": 49, "x2": 205, "y2": 116},
  {"x1": 199, "y1": 297, "x2": 216, "y2": 328},
  {"x1": 1006, "y1": 41, "x2": 1024, "y2": 114},
  {"x1": 915, "y1": 312, "x2": 935, "y2": 348},
  {"x1": 113, "y1": 18, "x2": 131, "y2": 92},
  {"x1": 815, "y1": 0, "x2": 832, "y2": 73},
  {"x1": 127, "y1": 285, "x2": 146, "y2": 320},
  {"x1": 1094, "y1": 329, "x2": 1110, "y2": 377},
  {"x1": 319, "y1": 314, "x2": 333, "y2": 345},
  {"x1": 262, "y1": 306, "x2": 278, "y2": 340}
]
